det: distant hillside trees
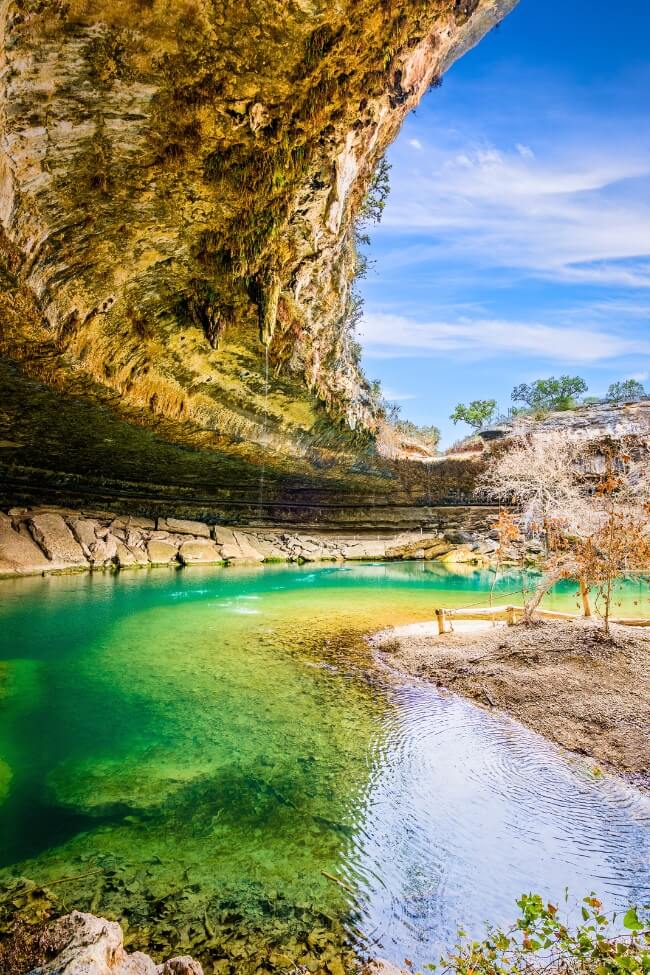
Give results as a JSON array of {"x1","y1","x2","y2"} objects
[
  {"x1": 511, "y1": 374, "x2": 587, "y2": 412},
  {"x1": 606, "y1": 378, "x2": 646, "y2": 402}
]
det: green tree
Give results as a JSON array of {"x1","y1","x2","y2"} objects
[
  {"x1": 450, "y1": 399, "x2": 497, "y2": 430},
  {"x1": 512, "y1": 375, "x2": 587, "y2": 412},
  {"x1": 358, "y1": 156, "x2": 392, "y2": 226},
  {"x1": 606, "y1": 378, "x2": 646, "y2": 402}
]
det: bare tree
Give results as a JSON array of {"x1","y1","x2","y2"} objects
[
  {"x1": 478, "y1": 432, "x2": 650, "y2": 630},
  {"x1": 478, "y1": 432, "x2": 584, "y2": 543}
]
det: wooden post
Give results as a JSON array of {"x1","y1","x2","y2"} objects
[
  {"x1": 579, "y1": 578, "x2": 592, "y2": 617},
  {"x1": 436, "y1": 609, "x2": 446, "y2": 635},
  {"x1": 506, "y1": 606, "x2": 517, "y2": 626}
]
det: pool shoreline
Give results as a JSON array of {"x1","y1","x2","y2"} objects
[{"x1": 372, "y1": 616, "x2": 650, "y2": 786}]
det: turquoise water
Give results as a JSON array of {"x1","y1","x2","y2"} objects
[{"x1": 0, "y1": 563, "x2": 648, "y2": 972}]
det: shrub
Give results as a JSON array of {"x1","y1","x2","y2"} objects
[{"x1": 428, "y1": 893, "x2": 650, "y2": 975}]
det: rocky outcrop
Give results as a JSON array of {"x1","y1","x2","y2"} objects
[
  {"x1": 0, "y1": 505, "x2": 504, "y2": 578},
  {"x1": 480, "y1": 399, "x2": 650, "y2": 444},
  {"x1": 0, "y1": 0, "x2": 515, "y2": 514},
  {"x1": 12, "y1": 910, "x2": 202, "y2": 975}
]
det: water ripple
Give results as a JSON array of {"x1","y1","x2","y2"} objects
[{"x1": 344, "y1": 676, "x2": 650, "y2": 967}]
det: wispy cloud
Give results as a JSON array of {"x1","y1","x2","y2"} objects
[
  {"x1": 361, "y1": 312, "x2": 650, "y2": 363},
  {"x1": 378, "y1": 137, "x2": 650, "y2": 287},
  {"x1": 380, "y1": 386, "x2": 417, "y2": 401}
]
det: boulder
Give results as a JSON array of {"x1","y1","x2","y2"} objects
[
  {"x1": 126, "y1": 528, "x2": 145, "y2": 550},
  {"x1": 385, "y1": 535, "x2": 451, "y2": 560},
  {"x1": 28, "y1": 910, "x2": 203, "y2": 975},
  {"x1": 115, "y1": 543, "x2": 150, "y2": 568},
  {"x1": 213, "y1": 526, "x2": 236, "y2": 545},
  {"x1": 111, "y1": 515, "x2": 156, "y2": 530},
  {"x1": 159, "y1": 517, "x2": 211, "y2": 538},
  {"x1": 0, "y1": 512, "x2": 52, "y2": 575},
  {"x1": 128, "y1": 515, "x2": 156, "y2": 530},
  {"x1": 217, "y1": 531, "x2": 265, "y2": 563},
  {"x1": 341, "y1": 540, "x2": 387, "y2": 559},
  {"x1": 443, "y1": 529, "x2": 477, "y2": 545},
  {"x1": 437, "y1": 546, "x2": 481, "y2": 565},
  {"x1": 218, "y1": 543, "x2": 240, "y2": 561},
  {"x1": 177, "y1": 540, "x2": 223, "y2": 564},
  {"x1": 68, "y1": 518, "x2": 99, "y2": 554},
  {"x1": 476, "y1": 538, "x2": 499, "y2": 554},
  {"x1": 89, "y1": 534, "x2": 119, "y2": 566},
  {"x1": 146, "y1": 540, "x2": 179, "y2": 565},
  {"x1": 29, "y1": 513, "x2": 88, "y2": 567},
  {"x1": 244, "y1": 535, "x2": 289, "y2": 560},
  {"x1": 233, "y1": 531, "x2": 265, "y2": 561}
]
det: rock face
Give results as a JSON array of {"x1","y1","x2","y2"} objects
[
  {"x1": 0, "y1": 0, "x2": 516, "y2": 514},
  {"x1": 0, "y1": 505, "x2": 502, "y2": 577},
  {"x1": 25, "y1": 910, "x2": 202, "y2": 975},
  {"x1": 480, "y1": 399, "x2": 650, "y2": 444}
]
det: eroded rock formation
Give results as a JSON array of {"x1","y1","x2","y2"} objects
[
  {"x1": 0, "y1": 0, "x2": 516, "y2": 513},
  {"x1": 0, "y1": 503, "x2": 501, "y2": 576}
]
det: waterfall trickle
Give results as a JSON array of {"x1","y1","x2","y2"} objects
[{"x1": 258, "y1": 343, "x2": 270, "y2": 520}]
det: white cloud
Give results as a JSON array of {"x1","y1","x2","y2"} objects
[
  {"x1": 380, "y1": 387, "x2": 417, "y2": 401},
  {"x1": 629, "y1": 370, "x2": 649, "y2": 382},
  {"x1": 516, "y1": 143, "x2": 535, "y2": 159},
  {"x1": 360, "y1": 312, "x2": 650, "y2": 363},
  {"x1": 408, "y1": 138, "x2": 423, "y2": 150},
  {"x1": 380, "y1": 137, "x2": 650, "y2": 288}
]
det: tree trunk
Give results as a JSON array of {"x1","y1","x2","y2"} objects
[{"x1": 524, "y1": 559, "x2": 580, "y2": 621}]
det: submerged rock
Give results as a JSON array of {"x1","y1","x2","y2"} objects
[{"x1": 26, "y1": 911, "x2": 203, "y2": 975}]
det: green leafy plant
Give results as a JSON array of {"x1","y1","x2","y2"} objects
[
  {"x1": 424, "y1": 893, "x2": 650, "y2": 975},
  {"x1": 512, "y1": 375, "x2": 588, "y2": 412},
  {"x1": 606, "y1": 379, "x2": 646, "y2": 403},
  {"x1": 450, "y1": 400, "x2": 497, "y2": 430}
]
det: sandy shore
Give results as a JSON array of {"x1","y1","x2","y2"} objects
[{"x1": 373, "y1": 618, "x2": 650, "y2": 783}]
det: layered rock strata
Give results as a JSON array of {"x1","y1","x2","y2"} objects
[{"x1": 0, "y1": 504, "x2": 509, "y2": 578}]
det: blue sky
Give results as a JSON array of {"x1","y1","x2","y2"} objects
[{"x1": 358, "y1": 0, "x2": 650, "y2": 446}]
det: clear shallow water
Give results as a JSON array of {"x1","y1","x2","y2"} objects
[{"x1": 0, "y1": 563, "x2": 648, "y2": 970}]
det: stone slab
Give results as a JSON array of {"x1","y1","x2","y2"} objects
[
  {"x1": 159, "y1": 517, "x2": 211, "y2": 538},
  {"x1": 0, "y1": 512, "x2": 52, "y2": 575},
  {"x1": 146, "y1": 540, "x2": 179, "y2": 565},
  {"x1": 29, "y1": 513, "x2": 88, "y2": 566},
  {"x1": 178, "y1": 540, "x2": 223, "y2": 564}
]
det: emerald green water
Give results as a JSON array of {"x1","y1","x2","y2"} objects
[{"x1": 0, "y1": 563, "x2": 648, "y2": 972}]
